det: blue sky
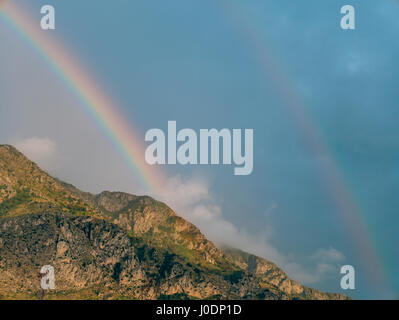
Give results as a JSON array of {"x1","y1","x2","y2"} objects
[{"x1": 1, "y1": 0, "x2": 398, "y2": 299}]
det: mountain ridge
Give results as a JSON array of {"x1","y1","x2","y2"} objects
[{"x1": 0, "y1": 144, "x2": 348, "y2": 300}]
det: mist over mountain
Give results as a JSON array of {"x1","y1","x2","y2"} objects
[{"x1": 0, "y1": 145, "x2": 348, "y2": 300}]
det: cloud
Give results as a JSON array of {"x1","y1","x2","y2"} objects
[
  {"x1": 334, "y1": 51, "x2": 371, "y2": 77},
  {"x1": 311, "y1": 247, "x2": 345, "y2": 264},
  {"x1": 265, "y1": 200, "x2": 278, "y2": 217},
  {"x1": 154, "y1": 175, "x2": 345, "y2": 285},
  {"x1": 285, "y1": 247, "x2": 346, "y2": 285},
  {"x1": 14, "y1": 137, "x2": 56, "y2": 167}
]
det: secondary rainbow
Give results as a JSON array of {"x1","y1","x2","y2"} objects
[
  {"x1": 221, "y1": 0, "x2": 392, "y2": 296},
  {"x1": 0, "y1": 0, "x2": 164, "y2": 193}
]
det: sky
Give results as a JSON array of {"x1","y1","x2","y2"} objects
[{"x1": 1, "y1": 0, "x2": 398, "y2": 299}]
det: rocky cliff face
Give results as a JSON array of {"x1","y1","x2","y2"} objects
[
  {"x1": 0, "y1": 145, "x2": 348, "y2": 300},
  {"x1": 0, "y1": 213, "x2": 287, "y2": 300}
]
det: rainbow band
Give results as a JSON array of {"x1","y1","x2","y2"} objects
[
  {"x1": 0, "y1": 0, "x2": 392, "y2": 296},
  {"x1": 0, "y1": 1, "x2": 164, "y2": 193}
]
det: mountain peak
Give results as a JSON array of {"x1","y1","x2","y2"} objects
[
  {"x1": 0, "y1": 144, "x2": 35, "y2": 169},
  {"x1": 0, "y1": 145, "x2": 99, "y2": 219}
]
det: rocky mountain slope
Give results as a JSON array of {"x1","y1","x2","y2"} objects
[{"x1": 0, "y1": 145, "x2": 348, "y2": 300}]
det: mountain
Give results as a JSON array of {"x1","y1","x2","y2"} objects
[{"x1": 0, "y1": 145, "x2": 348, "y2": 300}]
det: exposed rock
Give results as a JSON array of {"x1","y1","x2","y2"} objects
[{"x1": 0, "y1": 145, "x2": 348, "y2": 300}]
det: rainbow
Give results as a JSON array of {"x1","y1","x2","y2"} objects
[
  {"x1": 221, "y1": 0, "x2": 392, "y2": 296},
  {"x1": 0, "y1": 0, "x2": 165, "y2": 193},
  {"x1": 0, "y1": 0, "x2": 393, "y2": 297}
]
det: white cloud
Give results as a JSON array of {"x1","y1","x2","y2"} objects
[
  {"x1": 311, "y1": 247, "x2": 345, "y2": 264},
  {"x1": 154, "y1": 175, "x2": 345, "y2": 285},
  {"x1": 285, "y1": 247, "x2": 346, "y2": 285},
  {"x1": 14, "y1": 137, "x2": 56, "y2": 166}
]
